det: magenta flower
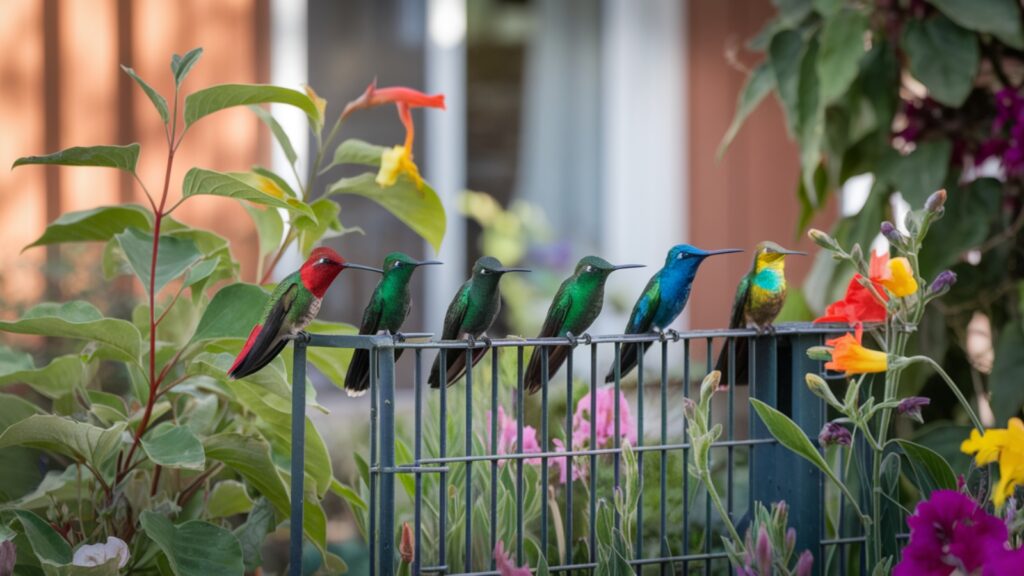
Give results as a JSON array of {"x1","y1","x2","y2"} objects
[
  {"x1": 818, "y1": 422, "x2": 852, "y2": 447},
  {"x1": 572, "y1": 386, "x2": 636, "y2": 449},
  {"x1": 494, "y1": 542, "x2": 531, "y2": 576},
  {"x1": 489, "y1": 406, "x2": 542, "y2": 466},
  {"x1": 984, "y1": 546, "x2": 1024, "y2": 575},
  {"x1": 894, "y1": 490, "x2": 1008, "y2": 576},
  {"x1": 897, "y1": 396, "x2": 931, "y2": 424}
]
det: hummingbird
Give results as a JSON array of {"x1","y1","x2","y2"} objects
[
  {"x1": 715, "y1": 241, "x2": 806, "y2": 384},
  {"x1": 228, "y1": 247, "x2": 382, "y2": 379},
  {"x1": 428, "y1": 257, "x2": 530, "y2": 389},
  {"x1": 524, "y1": 256, "x2": 644, "y2": 394},
  {"x1": 344, "y1": 252, "x2": 442, "y2": 397},
  {"x1": 605, "y1": 245, "x2": 742, "y2": 383}
]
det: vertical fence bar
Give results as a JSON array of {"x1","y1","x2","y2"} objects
[
  {"x1": 564, "y1": 348, "x2": 574, "y2": 567},
  {"x1": 516, "y1": 346, "x2": 525, "y2": 565},
  {"x1": 540, "y1": 347, "x2": 549, "y2": 561},
  {"x1": 727, "y1": 338, "x2": 736, "y2": 519},
  {"x1": 613, "y1": 342, "x2": 622, "y2": 531},
  {"x1": 439, "y1": 349, "x2": 448, "y2": 570},
  {"x1": 635, "y1": 346, "x2": 645, "y2": 560},
  {"x1": 682, "y1": 338, "x2": 690, "y2": 575},
  {"x1": 589, "y1": 344, "x2": 598, "y2": 565},
  {"x1": 659, "y1": 339, "x2": 668, "y2": 576},
  {"x1": 704, "y1": 337, "x2": 713, "y2": 576},
  {"x1": 787, "y1": 333, "x2": 825, "y2": 571},
  {"x1": 379, "y1": 344, "x2": 397, "y2": 576},
  {"x1": 490, "y1": 347, "x2": 499, "y2": 572},
  {"x1": 289, "y1": 338, "x2": 307, "y2": 576},
  {"x1": 414, "y1": 349, "x2": 423, "y2": 575},
  {"x1": 465, "y1": 347, "x2": 474, "y2": 571},
  {"x1": 369, "y1": 348, "x2": 378, "y2": 576}
]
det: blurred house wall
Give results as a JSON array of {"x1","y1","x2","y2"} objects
[
  {"x1": 687, "y1": 0, "x2": 836, "y2": 329},
  {"x1": 0, "y1": 0, "x2": 270, "y2": 311}
]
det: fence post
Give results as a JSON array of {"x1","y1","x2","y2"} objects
[
  {"x1": 289, "y1": 336, "x2": 308, "y2": 576},
  {"x1": 377, "y1": 342, "x2": 397, "y2": 576}
]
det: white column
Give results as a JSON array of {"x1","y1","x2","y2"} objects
[{"x1": 424, "y1": 0, "x2": 467, "y2": 335}]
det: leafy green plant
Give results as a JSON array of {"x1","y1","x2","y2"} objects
[{"x1": 0, "y1": 49, "x2": 445, "y2": 574}]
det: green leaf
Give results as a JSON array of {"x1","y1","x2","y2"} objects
[
  {"x1": 877, "y1": 139, "x2": 952, "y2": 206},
  {"x1": 141, "y1": 423, "x2": 205, "y2": 470},
  {"x1": 796, "y1": 38, "x2": 824, "y2": 196},
  {"x1": 121, "y1": 66, "x2": 169, "y2": 123},
  {"x1": 293, "y1": 198, "x2": 357, "y2": 257},
  {"x1": 0, "y1": 393, "x2": 45, "y2": 501},
  {"x1": 773, "y1": 0, "x2": 813, "y2": 26},
  {"x1": 13, "y1": 510, "x2": 72, "y2": 565},
  {"x1": 817, "y1": 9, "x2": 868, "y2": 105},
  {"x1": 0, "y1": 415, "x2": 125, "y2": 467},
  {"x1": 116, "y1": 227, "x2": 202, "y2": 295},
  {"x1": 328, "y1": 138, "x2": 388, "y2": 171},
  {"x1": 249, "y1": 106, "x2": 297, "y2": 165},
  {"x1": 171, "y1": 47, "x2": 204, "y2": 86},
  {"x1": 185, "y1": 84, "x2": 320, "y2": 128},
  {"x1": 0, "y1": 302, "x2": 141, "y2": 364},
  {"x1": 304, "y1": 320, "x2": 358, "y2": 390},
  {"x1": 769, "y1": 29, "x2": 805, "y2": 137},
  {"x1": 895, "y1": 439, "x2": 957, "y2": 494},
  {"x1": 13, "y1": 144, "x2": 140, "y2": 173},
  {"x1": 903, "y1": 16, "x2": 979, "y2": 107},
  {"x1": 207, "y1": 480, "x2": 254, "y2": 518},
  {"x1": 23, "y1": 205, "x2": 152, "y2": 252},
  {"x1": 0, "y1": 345, "x2": 33, "y2": 375},
  {"x1": 251, "y1": 166, "x2": 298, "y2": 198},
  {"x1": 926, "y1": 0, "x2": 1024, "y2": 48},
  {"x1": 718, "y1": 63, "x2": 776, "y2": 158},
  {"x1": 139, "y1": 511, "x2": 244, "y2": 576},
  {"x1": 243, "y1": 204, "x2": 284, "y2": 259},
  {"x1": 232, "y1": 497, "x2": 275, "y2": 572},
  {"x1": 190, "y1": 283, "x2": 268, "y2": 342},
  {"x1": 0, "y1": 354, "x2": 91, "y2": 399},
  {"x1": 990, "y1": 320, "x2": 1024, "y2": 423},
  {"x1": 181, "y1": 168, "x2": 314, "y2": 219},
  {"x1": 327, "y1": 172, "x2": 446, "y2": 253},
  {"x1": 813, "y1": 0, "x2": 842, "y2": 17}
]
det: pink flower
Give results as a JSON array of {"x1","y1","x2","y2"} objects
[
  {"x1": 573, "y1": 387, "x2": 636, "y2": 449},
  {"x1": 489, "y1": 406, "x2": 542, "y2": 466},
  {"x1": 551, "y1": 438, "x2": 586, "y2": 484},
  {"x1": 494, "y1": 541, "x2": 531, "y2": 576}
]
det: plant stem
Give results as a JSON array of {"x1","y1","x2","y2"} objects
[
  {"x1": 906, "y1": 355, "x2": 985, "y2": 431},
  {"x1": 701, "y1": 471, "x2": 742, "y2": 544}
]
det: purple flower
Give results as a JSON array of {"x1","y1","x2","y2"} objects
[
  {"x1": 818, "y1": 422, "x2": 852, "y2": 447},
  {"x1": 894, "y1": 489, "x2": 1008, "y2": 576},
  {"x1": 929, "y1": 270, "x2": 957, "y2": 295},
  {"x1": 897, "y1": 396, "x2": 931, "y2": 424},
  {"x1": 984, "y1": 546, "x2": 1024, "y2": 575},
  {"x1": 794, "y1": 551, "x2": 814, "y2": 576},
  {"x1": 880, "y1": 221, "x2": 904, "y2": 245},
  {"x1": 755, "y1": 526, "x2": 772, "y2": 574}
]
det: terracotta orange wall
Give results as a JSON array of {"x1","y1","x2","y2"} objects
[
  {"x1": 687, "y1": 0, "x2": 836, "y2": 329},
  {"x1": 0, "y1": 0, "x2": 268, "y2": 310}
]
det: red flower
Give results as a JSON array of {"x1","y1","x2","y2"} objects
[
  {"x1": 815, "y1": 251, "x2": 888, "y2": 324},
  {"x1": 341, "y1": 79, "x2": 445, "y2": 121}
]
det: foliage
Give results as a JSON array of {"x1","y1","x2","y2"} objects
[
  {"x1": 0, "y1": 49, "x2": 446, "y2": 574},
  {"x1": 724, "y1": 0, "x2": 1024, "y2": 428}
]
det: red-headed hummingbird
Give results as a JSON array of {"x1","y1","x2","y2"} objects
[
  {"x1": 344, "y1": 252, "x2": 442, "y2": 397},
  {"x1": 228, "y1": 247, "x2": 382, "y2": 379},
  {"x1": 428, "y1": 256, "x2": 530, "y2": 388}
]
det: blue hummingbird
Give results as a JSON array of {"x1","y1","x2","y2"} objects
[{"x1": 605, "y1": 245, "x2": 742, "y2": 383}]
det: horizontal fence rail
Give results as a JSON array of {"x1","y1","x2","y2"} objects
[{"x1": 288, "y1": 323, "x2": 878, "y2": 576}]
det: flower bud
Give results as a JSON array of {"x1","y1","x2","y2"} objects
[
  {"x1": 400, "y1": 522, "x2": 414, "y2": 564},
  {"x1": 806, "y1": 346, "x2": 833, "y2": 362},
  {"x1": 818, "y1": 422, "x2": 852, "y2": 447},
  {"x1": 805, "y1": 374, "x2": 839, "y2": 406},
  {"x1": 795, "y1": 551, "x2": 814, "y2": 576},
  {"x1": 807, "y1": 228, "x2": 834, "y2": 250},
  {"x1": 925, "y1": 189, "x2": 947, "y2": 213},
  {"x1": 880, "y1": 221, "x2": 905, "y2": 245},
  {"x1": 755, "y1": 526, "x2": 772, "y2": 575},
  {"x1": 897, "y1": 396, "x2": 930, "y2": 424},
  {"x1": 682, "y1": 398, "x2": 697, "y2": 422},
  {"x1": 700, "y1": 371, "x2": 721, "y2": 405},
  {"x1": 785, "y1": 527, "x2": 797, "y2": 556},
  {"x1": 928, "y1": 270, "x2": 957, "y2": 295}
]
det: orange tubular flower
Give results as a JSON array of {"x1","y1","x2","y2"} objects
[
  {"x1": 341, "y1": 79, "x2": 446, "y2": 121},
  {"x1": 815, "y1": 251, "x2": 889, "y2": 324},
  {"x1": 825, "y1": 325, "x2": 887, "y2": 375},
  {"x1": 377, "y1": 103, "x2": 426, "y2": 190}
]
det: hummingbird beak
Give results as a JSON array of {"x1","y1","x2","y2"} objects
[
  {"x1": 413, "y1": 260, "x2": 443, "y2": 267},
  {"x1": 343, "y1": 262, "x2": 384, "y2": 273},
  {"x1": 778, "y1": 248, "x2": 807, "y2": 256},
  {"x1": 703, "y1": 248, "x2": 743, "y2": 256},
  {"x1": 610, "y1": 263, "x2": 645, "y2": 271},
  {"x1": 496, "y1": 267, "x2": 531, "y2": 274}
]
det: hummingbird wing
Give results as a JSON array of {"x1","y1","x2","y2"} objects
[
  {"x1": 429, "y1": 281, "x2": 472, "y2": 388},
  {"x1": 344, "y1": 298, "x2": 385, "y2": 397},
  {"x1": 605, "y1": 274, "x2": 660, "y2": 383},
  {"x1": 524, "y1": 283, "x2": 574, "y2": 394},
  {"x1": 716, "y1": 266, "x2": 755, "y2": 384},
  {"x1": 228, "y1": 282, "x2": 298, "y2": 379}
]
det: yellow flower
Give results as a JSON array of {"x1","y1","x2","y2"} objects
[
  {"x1": 824, "y1": 326, "x2": 888, "y2": 375},
  {"x1": 376, "y1": 145, "x2": 424, "y2": 190},
  {"x1": 882, "y1": 257, "x2": 918, "y2": 297},
  {"x1": 961, "y1": 418, "x2": 1024, "y2": 507}
]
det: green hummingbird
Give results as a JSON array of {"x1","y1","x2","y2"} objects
[
  {"x1": 715, "y1": 241, "x2": 806, "y2": 383},
  {"x1": 428, "y1": 257, "x2": 530, "y2": 389},
  {"x1": 344, "y1": 252, "x2": 442, "y2": 397},
  {"x1": 228, "y1": 247, "x2": 383, "y2": 379},
  {"x1": 605, "y1": 245, "x2": 742, "y2": 383},
  {"x1": 524, "y1": 256, "x2": 644, "y2": 394}
]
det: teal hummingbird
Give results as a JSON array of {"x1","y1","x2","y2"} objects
[
  {"x1": 228, "y1": 247, "x2": 382, "y2": 379},
  {"x1": 428, "y1": 257, "x2": 530, "y2": 388},
  {"x1": 524, "y1": 256, "x2": 644, "y2": 394},
  {"x1": 605, "y1": 245, "x2": 741, "y2": 383},
  {"x1": 715, "y1": 241, "x2": 805, "y2": 383},
  {"x1": 344, "y1": 252, "x2": 442, "y2": 397}
]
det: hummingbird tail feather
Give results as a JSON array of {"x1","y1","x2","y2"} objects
[
  {"x1": 603, "y1": 341, "x2": 651, "y2": 384},
  {"x1": 345, "y1": 349, "x2": 371, "y2": 396},
  {"x1": 714, "y1": 337, "x2": 749, "y2": 386},
  {"x1": 229, "y1": 324, "x2": 263, "y2": 378}
]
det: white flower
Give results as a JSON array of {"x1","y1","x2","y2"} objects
[{"x1": 72, "y1": 536, "x2": 129, "y2": 568}]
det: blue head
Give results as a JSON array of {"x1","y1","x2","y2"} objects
[{"x1": 661, "y1": 244, "x2": 742, "y2": 285}]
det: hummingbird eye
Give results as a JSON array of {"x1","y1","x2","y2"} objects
[
  {"x1": 318, "y1": 257, "x2": 331, "y2": 265},
  {"x1": 677, "y1": 252, "x2": 685, "y2": 260},
  {"x1": 480, "y1": 269, "x2": 490, "y2": 275},
  {"x1": 392, "y1": 261, "x2": 402, "y2": 269},
  {"x1": 585, "y1": 265, "x2": 594, "y2": 273}
]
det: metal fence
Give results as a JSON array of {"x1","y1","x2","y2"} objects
[{"x1": 287, "y1": 323, "x2": 871, "y2": 575}]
